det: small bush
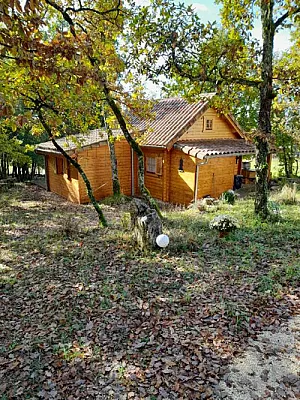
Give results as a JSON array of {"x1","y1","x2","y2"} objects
[
  {"x1": 209, "y1": 214, "x2": 240, "y2": 232},
  {"x1": 276, "y1": 183, "x2": 297, "y2": 205},
  {"x1": 220, "y1": 190, "x2": 237, "y2": 205},
  {"x1": 121, "y1": 212, "x2": 131, "y2": 230}
]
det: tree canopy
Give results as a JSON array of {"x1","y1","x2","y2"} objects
[{"x1": 127, "y1": 0, "x2": 300, "y2": 217}]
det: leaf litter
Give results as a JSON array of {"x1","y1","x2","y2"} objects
[{"x1": 0, "y1": 184, "x2": 299, "y2": 399}]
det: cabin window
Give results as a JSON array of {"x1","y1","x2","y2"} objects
[
  {"x1": 178, "y1": 158, "x2": 184, "y2": 172},
  {"x1": 55, "y1": 157, "x2": 63, "y2": 175},
  {"x1": 205, "y1": 119, "x2": 213, "y2": 130},
  {"x1": 146, "y1": 157, "x2": 156, "y2": 173},
  {"x1": 146, "y1": 156, "x2": 163, "y2": 175}
]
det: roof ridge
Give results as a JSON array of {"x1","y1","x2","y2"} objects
[{"x1": 158, "y1": 93, "x2": 216, "y2": 103}]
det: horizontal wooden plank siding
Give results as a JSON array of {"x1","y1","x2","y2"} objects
[
  {"x1": 47, "y1": 155, "x2": 80, "y2": 203},
  {"x1": 163, "y1": 150, "x2": 171, "y2": 202},
  {"x1": 197, "y1": 156, "x2": 238, "y2": 199},
  {"x1": 78, "y1": 140, "x2": 132, "y2": 203},
  {"x1": 169, "y1": 149, "x2": 196, "y2": 205},
  {"x1": 181, "y1": 108, "x2": 239, "y2": 141},
  {"x1": 115, "y1": 140, "x2": 132, "y2": 196},
  {"x1": 143, "y1": 148, "x2": 165, "y2": 200}
]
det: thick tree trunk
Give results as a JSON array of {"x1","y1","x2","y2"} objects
[
  {"x1": 131, "y1": 198, "x2": 162, "y2": 250},
  {"x1": 1, "y1": 154, "x2": 8, "y2": 179},
  {"x1": 31, "y1": 162, "x2": 37, "y2": 180},
  {"x1": 106, "y1": 125, "x2": 121, "y2": 196},
  {"x1": 38, "y1": 112, "x2": 107, "y2": 227},
  {"x1": 102, "y1": 83, "x2": 162, "y2": 219},
  {"x1": 255, "y1": 0, "x2": 274, "y2": 219}
]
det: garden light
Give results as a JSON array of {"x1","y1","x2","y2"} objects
[{"x1": 156, "y1": 234, "x2": 169, "y2": 248}]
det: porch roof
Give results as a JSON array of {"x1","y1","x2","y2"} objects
[{"x1": 174, "y1": 139, "x2": 256, "y2": 160}]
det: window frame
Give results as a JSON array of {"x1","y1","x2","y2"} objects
[
  {"x1": 146, "y1": 156, "x2": 163, "y2": 176},
  {"x1": 146, "y1": 157, "x2": 157, "y2": 174},
  {"x1": 205, "y1": 119, "x2": 213, "y2": 131}
]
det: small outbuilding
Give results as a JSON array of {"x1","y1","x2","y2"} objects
[{"x1": 36, "y1": 95, "x2": 265, "y2": 205}]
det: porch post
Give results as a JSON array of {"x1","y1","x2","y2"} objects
[{"x1": 194, "y1": 164, "x2": 199, "y2": 203}]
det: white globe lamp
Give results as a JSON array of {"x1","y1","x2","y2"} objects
[{"x1": 156, "y1": 234, "x2": 169, "y2": 248}]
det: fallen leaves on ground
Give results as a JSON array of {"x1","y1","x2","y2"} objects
[{"x1": 0, "y1": 185, "x2": 299, "y2": 399}]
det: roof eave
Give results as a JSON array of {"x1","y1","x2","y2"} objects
[
  {"x1": 204, "y1": 150, "x2": 256, "y2": 159},
  {"x1": 35, "y1": 139, "x2": 108, "y2": 155}
]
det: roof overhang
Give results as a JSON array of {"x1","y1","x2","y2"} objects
[
  {"x1": 174, "y1": 139, "x2": 256, "y2": 160},
  {"x1": 35, "y1": 138, "x2": 109, "y2": 156}
]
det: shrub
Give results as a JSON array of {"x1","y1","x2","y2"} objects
[
  {"x1": 209, "y1": 214, "x2": 240, "y2": 232},
  {"x1": 276, "y1": 183, "x2": 297, "y2": 205},
  {"x1": 121, "y1": 212, "x2": 131, "y2": 230},
  {"x1": 221, "y1": 190, "x2": 237, "y2": 205}
]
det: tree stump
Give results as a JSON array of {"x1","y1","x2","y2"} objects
[{"x1": 131, "y1": 199, "x2": 162, "y2": 250}]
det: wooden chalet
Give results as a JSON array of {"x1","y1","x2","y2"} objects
[{"x1": 36, "y1": 96, "x2": 265, "y2": 205}]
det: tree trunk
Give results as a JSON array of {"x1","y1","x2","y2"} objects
[
  {"x1": 289, "y1": 142, "x2": 294, "y2": 176},
  {"x1": 282, "y1": 145, "x2": 290, "y2": 177},
  {"x1": 106, "y1": 124, "x2": 121, "y2": 196},
  {"x1": 295, "y1": 159, "x2": 299, "y2": 177},
  {"x1": 1, "y1": 154, "x2": 8, "y2": 179},
  {"x1": 102, "y1": 83, "x2": 162, "y2": 219},
  {"x1": 31, "y1": 162, "x2": 36, "y2": 180},
  {"x1": 131, "y1": 198, "x2": 162, "y2": 250},
  {"x1": 38, "y1": 111, "x2": 108, "y2": 227},
  {"x1": 255, "y1": 0, "x2": 274, "y2": 219}
]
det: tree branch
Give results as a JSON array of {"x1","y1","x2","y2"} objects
[
  {"x1": 274, "y1": 6, "x2": 300, "y2": 29},
  {"x1": 65, "y1": 0, "x2": 121, "y2": 17},
  {"x1": 171, "y1": 48, "x2": 261, "y2": 87}
]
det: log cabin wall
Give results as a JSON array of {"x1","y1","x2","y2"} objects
[
  {"x1": 78, "y1": 139, "x2": 132, "y2": 203},
  {"x1": 197, "y1": 156, "x2": 238, "y2": 199},
  {"x1": 181, "y1": 108, "x2": 240, "y2": 140},
  {"x1": 142, "y1": 147, "x2": 165, "y2": 201},
  {"x1": 115, "y1": 140, "x2": 132, "y2": 196},
  {"x1": 47, "y1": 154, "x2": 80, "y2": 203}
]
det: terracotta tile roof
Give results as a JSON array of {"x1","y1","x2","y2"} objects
[
  {"x1": 174, "y1": 139, "x2": 256, "y2": 159},
  {"x1": 35, "y1": 129, "x2": 122, "y2": 154},
  {"x1": 131, "y1": 95, "x2": 214, "y2": 148}
]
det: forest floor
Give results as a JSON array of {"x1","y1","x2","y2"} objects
[{"x1": 0, "y1": 184, "x2": 299, "y2": 400}]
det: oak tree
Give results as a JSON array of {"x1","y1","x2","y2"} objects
[{"x1": 128, "y1": 0, "x2": 300, "y2": 218}]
